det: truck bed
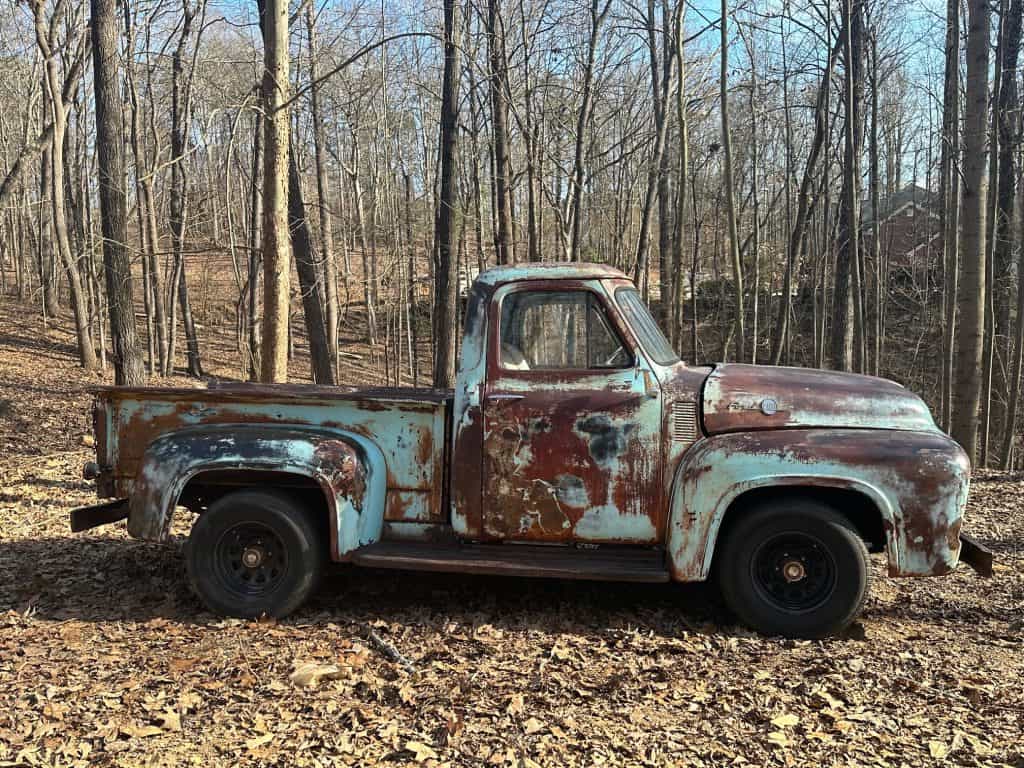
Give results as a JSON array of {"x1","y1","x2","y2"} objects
[{"x1": 90, "y1": 382, "x2": 452, "y2": 529}]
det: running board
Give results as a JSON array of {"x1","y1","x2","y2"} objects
[{"x1": 350, "y1": 541, "x2": 670, "y2": 583}]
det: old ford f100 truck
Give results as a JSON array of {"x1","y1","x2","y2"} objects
[{"x1": 71, "y1": 263, "x2": 992, "y2": 637}]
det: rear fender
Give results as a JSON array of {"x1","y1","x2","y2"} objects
[
  {"x1": 128, "y1": 425, "x2": 387, "y2": 559},
  {"x1": 666, "y1": 429, "x2": 970, "y2": 581}
]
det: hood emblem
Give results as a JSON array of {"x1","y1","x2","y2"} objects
[{"x1": 760, "y1": 398, "x2": 778, "y2": 416}]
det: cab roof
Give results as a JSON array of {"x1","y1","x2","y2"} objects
[{"x1": 474, "y1": 262, "x2": 630, "y2": 287}]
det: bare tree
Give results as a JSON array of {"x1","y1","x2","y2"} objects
[
  {"x1": 33, "y1": 0, "x2": 96, "y2": 370},
  {"x1": 720, "y1": 0, "x2": 744, "y2": 360},
  {"x1": 90, "y1": 0, "x2": 144, "y2": 384},
  {"x1": 259, "y1": 0, "x2": 290, "y2": 382},
  {"x1": 433, "y1": 0, "x2": 461, "y2": 387},
  {"x1": 951, "y1": 0, "x2": 992, "y2": 460}
]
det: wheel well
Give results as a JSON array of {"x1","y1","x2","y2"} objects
[
  {"x1": 715, "y1": 486, "x2": 888, "y2": 556},
  {"x1": 178, "y1": 469, "x2": 331, "y2": 534}
]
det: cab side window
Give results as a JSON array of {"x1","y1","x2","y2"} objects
[{"x1": 499, "y1": 291, "x2": 631, "y2": 370}]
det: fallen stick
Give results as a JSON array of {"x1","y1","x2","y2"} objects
[{"x1": 365, "y1": 627, "x2": 416, "y2": 674}]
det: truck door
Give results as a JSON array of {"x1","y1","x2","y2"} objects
[{"x1": 481, "y1": 281, "x2": 662, "y2": 543}]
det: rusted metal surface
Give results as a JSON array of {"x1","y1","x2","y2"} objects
[
  {"x1": 126, "y1": 425, "x2": 385, "y2": 560},
  {"x1": 351, "y1": 540, "x2": 669, "y2": 582},
  {"x1": 449, "y1": 281, "x2": 490, "y2": 538},
  {"x1": 70, "y1": 499, "x2": 128, "y2": 532},
  {"x1": 703, "y1": 364, "x2": 936, "y2": 434},
  {"x1": 474, "y1": 279, "x2": 662, "y2": 544},
  {"x1": 958, "y1": 534, "x2": 994, "y2": 577},
  {"x1": 666, "y1": 428, "x2": 971, "y2": 580},
  {"x1": 94, "y1": 386, "x2": 448, "y2": 524}
]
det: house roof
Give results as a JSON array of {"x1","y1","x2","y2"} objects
[
  {"x1": 474, "y1": 262, "x2": 630, "y2": 286},
  {"x1": 863, "y1": 184, "x2": 938, "y2": 224}
]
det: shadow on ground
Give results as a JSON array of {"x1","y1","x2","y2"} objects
[{"x1": 0, "y1": 534, "x2": 733, "y2": 636}]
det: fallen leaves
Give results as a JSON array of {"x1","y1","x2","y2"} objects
[
  {"x1": 0, "y1": 304, "x2": 1023, "y2": 766},
  {"x1": 770, "y1": 713, "x2": 800, "y2": 728},
  {"x1": 289, "y1": 661, "x2": 347, "y2": 688}
]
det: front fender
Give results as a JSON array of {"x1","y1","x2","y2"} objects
[
  {"x1": 666, "y1": 429, "x2": 971, "y2": 581},
  {"x1": 128, "y1": 425, "x2": 387, "y2": 559}
]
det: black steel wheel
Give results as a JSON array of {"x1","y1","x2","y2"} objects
[
  {"x1": 717, "y1": 498, "x2": 870, "y2": 638},
  {"x1": 186, "y1": 489, "x2": 325, "y2": 619},
  {"x1": 212, "y1": 521, "x2": 290, "y2": 598}
]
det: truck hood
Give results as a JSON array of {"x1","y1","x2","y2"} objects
[{"x1": 701, "y1": 364, "x2": 938, "y2": 435}]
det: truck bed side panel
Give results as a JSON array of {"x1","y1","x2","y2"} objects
[{"x1": 98, "y1": 388, "x2": 450, "y2": 526}]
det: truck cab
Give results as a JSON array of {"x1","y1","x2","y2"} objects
[{"x1": 72, "y1": 263, "x2": 990, "y2": 637}]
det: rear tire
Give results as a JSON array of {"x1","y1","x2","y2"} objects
[
  {"x1": 716, "y1": 498, "x2": 870, "y2": 638},
  {"x1": 186, "y1": 489, "x2": 326, "y2": 619}
]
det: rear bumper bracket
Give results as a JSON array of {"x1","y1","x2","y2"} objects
[
  {"x1": 959, "y1": 533, "x2": 994, "y2": 578},
  {"x1": 70, "y1": 499, "x2": 129, "y2": 533}
]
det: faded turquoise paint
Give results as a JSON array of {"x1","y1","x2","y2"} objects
[
  {"x1": 666, "y1": 428, "x2": 971, "y2": 581},
  {"x1": 450, "y1": 282, "x2": 489, "y2": 537},
  {"x1": 111, "y1": 395, "x2": 444, "y2": 493},
  {"x1": 474, "y1": 262, "x2": 628, "y2": 287},
  {"x1": 128, "y1": 425, "x2": 387, "y2": 559}
]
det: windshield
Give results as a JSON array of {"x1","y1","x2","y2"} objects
[{"x1": 614, "y1": 287, "x2": 680, "y2": 366}]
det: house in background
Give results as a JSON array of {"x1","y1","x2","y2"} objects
[{"x1": 862, "y1": 184, "x2": 943, "y2": 291}]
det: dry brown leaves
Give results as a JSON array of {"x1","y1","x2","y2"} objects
[{"x1": 1, "y1": 302, "x2": 1022, "y2": 767}]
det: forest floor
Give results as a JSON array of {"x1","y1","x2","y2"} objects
[{"x1": 0, "y1": 297, "x2": 1023, "y2": 767}]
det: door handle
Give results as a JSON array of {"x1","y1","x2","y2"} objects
[{"x1": 485, "y1": 394, "x2": 524, "y2": 403}]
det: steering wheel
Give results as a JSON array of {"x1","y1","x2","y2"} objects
[{"x1": 602, "y1": 346, "x2": 630, "y2": 367}]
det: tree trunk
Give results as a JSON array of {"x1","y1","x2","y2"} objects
[
  {"x1": 433, "y1": 0, "x2": 460, "y2": 387},
  {"x1": 1001, "y1": 185, "x2": 1024, "y2": 468},
  {"x1": 33, "y1": 0, "x2": 95, "y2": 370},
  {"x1": 287, "y1": 136, "x2": 335, "y2": 385},
  {"x1": 569, "y1": 0, "x2": 612, "y2": 262},
  {"x1": 248, "y1": 112, "x2": 263, "y2": 380},
  {"x1": 939, "y1": 0, "x2": 961, "y2": 431},
  {"x1": 720, "y1": 0, "x2": 744, "y2": 361},
  {"x1": 951, "y1": 0, "x2": 992, "y2": 461},
  {"x1": 259, "y1": 0, "x2": 290, "y2": 382},
  {"x1": 90, "y1": 0, "x2": 144, "y2": 384},
  {"x1": 167, "y1": 0, "x2": 203, "y2": 378},
  {"x1": 306, "y1": 4, "x2": 339, "y2": 370},
  {"x1": 992, "y1": 0, "x2": 1022, "y2": 456},
  {"x1": 771, "y1": 30, "x2": 840, "y2": 364},
  {"x1": 487, "y1": 0, "x2": 514, "y2": 265},
  {"x1": 831, "y1": 0, "x2": 863, "y2": 372}
]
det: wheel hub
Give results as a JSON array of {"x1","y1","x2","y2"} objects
[
  {"x1": 782, "y1": 559, "x2": 806, "y2": 582},
  {"x1": 215, "y1": 523, "x2": 288, "y2": 597},
  {"x1": 751, "y1": 532, "x2": 838, "y2": 614},
  {"x1": 241, "y1": 546, "x2": 265, "y2": 568}
]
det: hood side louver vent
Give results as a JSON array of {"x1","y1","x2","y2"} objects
[{"x1": 672, "y1": 401, "x2": 699, "y2": 443}]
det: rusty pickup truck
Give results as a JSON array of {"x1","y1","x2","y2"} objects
[{"x1": 72, "y1": 263, "x2": 992, "y2": 637}]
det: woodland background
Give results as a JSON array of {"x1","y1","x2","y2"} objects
[{"x1": 0, "y1": 0, "x2": 1022, "y2": 467}]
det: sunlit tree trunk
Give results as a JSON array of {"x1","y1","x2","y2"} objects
[
  {"x1": 258, "y1": 0, "x2": 290, "y2": 382},
  {"x1": 951, "y1": 0, "x2": 992, "y2": 461},
  {"x1": 90, "y1": 0, "x2": 144, "y2": 384}
]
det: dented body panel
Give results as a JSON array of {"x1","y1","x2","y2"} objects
[
  {"x1": 666, "y1": 428, "x2": 971, "y2": 580},
  {"x1": 91, "y1": 385, "x2": 448, "y2": 558},
  {"x1": 75, "y1": 261, "x2": 982, "y2": 593},
  {"x1": 703, "y1": 364, "x2": 936, "y2": 434}
]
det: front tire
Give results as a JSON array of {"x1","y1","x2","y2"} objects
[
  {"x1": 716, "y1": 498, "x2": 870, "y2": 638},
  {"x1": 186, "y1": 489, "x2": 326, "y2": 619}
]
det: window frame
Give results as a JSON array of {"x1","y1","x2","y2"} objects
[
  {"x1": 490, "y1": 282, "x2": 636, "y2": 376},
  {"x1": 613, "y1": 286, "x2": 681, "y2": 366}
]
